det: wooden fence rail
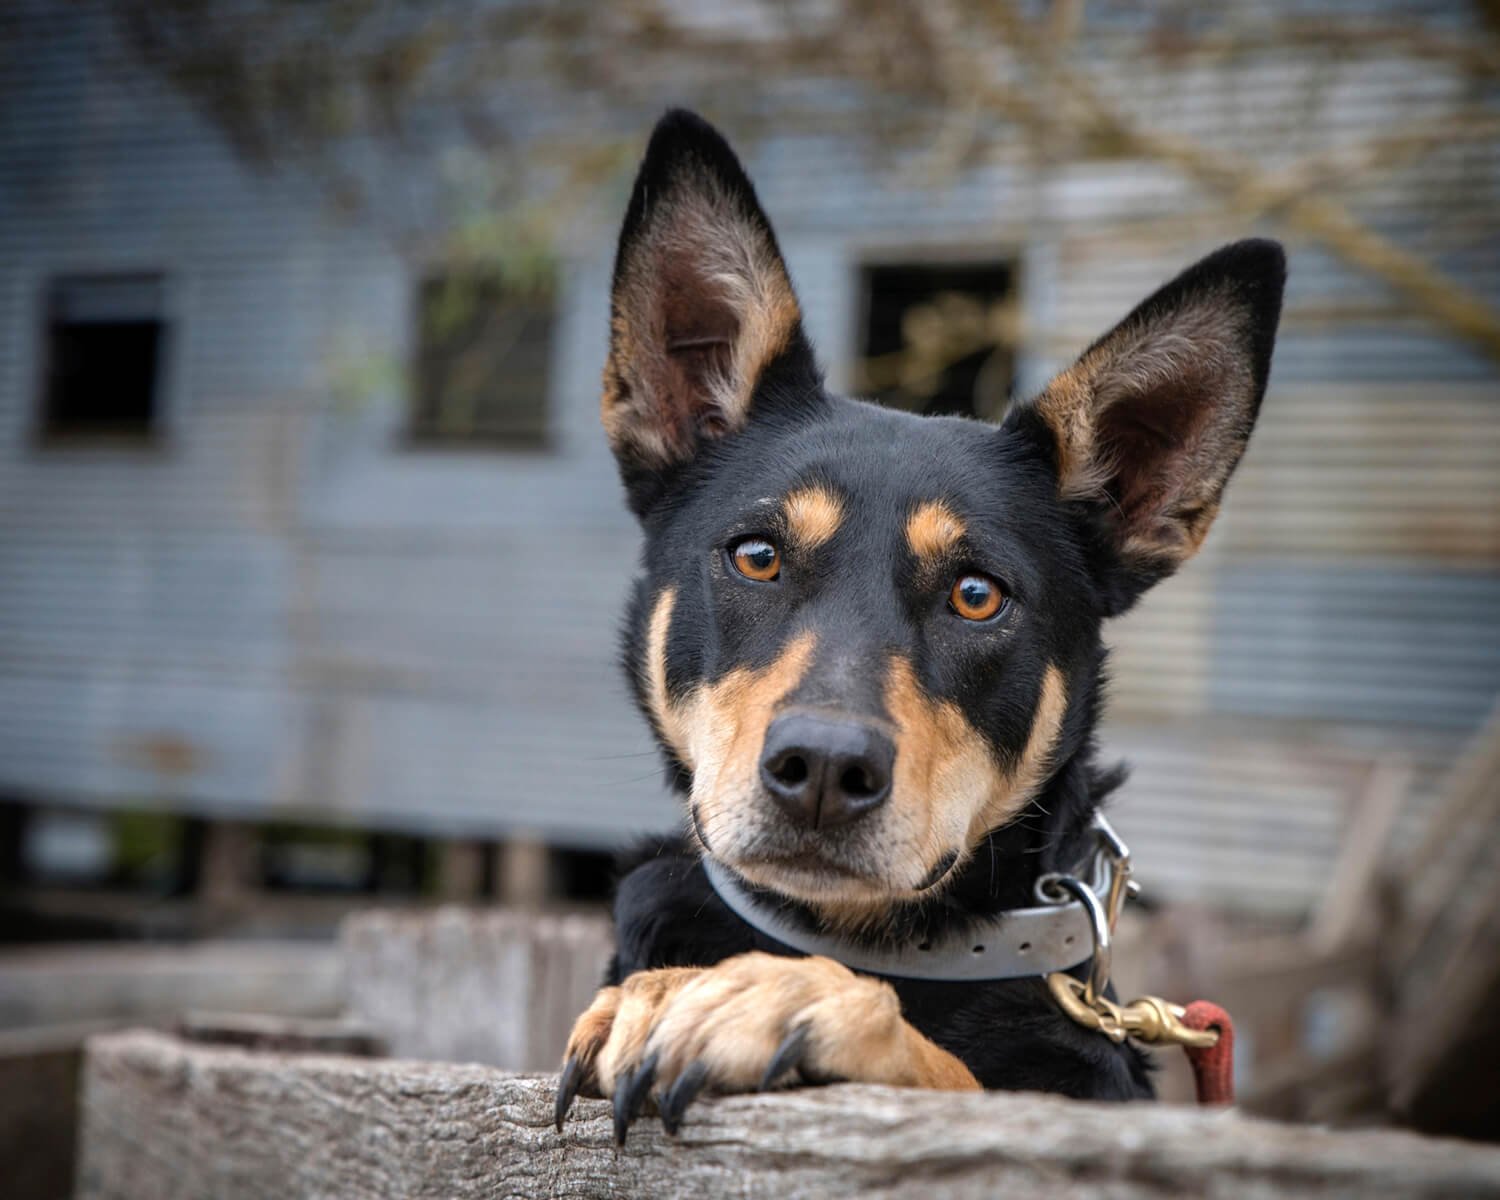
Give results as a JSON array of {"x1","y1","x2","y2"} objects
[{"x1": 77, "y1": 1030, "x2": 1500, "y2": 1199}]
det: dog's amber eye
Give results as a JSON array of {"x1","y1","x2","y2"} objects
[
  {"x1": 950, "y1": 573, "x2": 1004, "y2": 621},
  {"x1": 731, "y1": 537, "x2": 781, "y2": 581}
]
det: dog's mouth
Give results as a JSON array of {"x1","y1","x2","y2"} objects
[
  {"x1": 916, "y1": 850, "x2": 961, "y2": 890},
  {"x1": 733, "y1": 849, "x2": 872, "y2": 883},
  {"x1": 729, "y1": 853, "x2": 896, "y2": 906},
  {"x1": 694, "y1": 802, "x2": 962, "y2": 901}
]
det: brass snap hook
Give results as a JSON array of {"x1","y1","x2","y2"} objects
[{"x1": 1048, "y1": 972, "x2": 1130, "y2": 1043}]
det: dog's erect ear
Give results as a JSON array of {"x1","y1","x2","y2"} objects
[
  {"x1": 1008, "y1": 239, "x2": 1285, "y2": 613},
  {"x1": 603, "y1": 110, "x2": 818, "y2": 503}
]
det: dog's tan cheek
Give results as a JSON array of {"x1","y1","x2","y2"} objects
[
  {"x1": 715, "y1": 634, "x2": 817, "y2": 787},
  {"x1": 692, "y1": 633, "x2": 817, "y2": 843},
  {"x1": 642, "y1": 588, "x2": 690, "y2": 764},
  {"x1": 641, "y1": 586, "x2": 728, "y2": 844},
  {"x1": 885, "y1": 659, "x2": 1069, "y2": 874},
  {"x1": 642, "y1": 581, "x2": 820, "y2": 850},
  {"x1": 884, "y1": 656, "x2": 999, "y2": 873},
  {"x1": 969, "y1": 663, "x2": 1068, "y2": 840}
]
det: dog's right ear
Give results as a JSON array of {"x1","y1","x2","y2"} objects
[
  {"x1": 1003, "y1": 239, "x2": 1284, "y2": 615},
  {"x1": 602, "y1": 110, "x2": 819, "y2": 510}
]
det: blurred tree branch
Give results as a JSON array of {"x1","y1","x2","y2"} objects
[
  {"x1": 102, "y1": 0, "x2": 1500, "y2": 364},
  {"x1": 978, "y1": 1, "x2": 1500, "y2": 362}
]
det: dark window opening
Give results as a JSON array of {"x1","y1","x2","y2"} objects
[
  {"x1": 411, "y1": 270, "x2": 554, "y2": 446},
  {"x1": 858, "y1": 261, "x2": 1016, "y2": 421},
  {"x1": 39, "y1": 274, "x2": 167, "y2": 442}
]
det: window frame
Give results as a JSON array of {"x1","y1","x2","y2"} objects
[
  {"x1": 850, "y1": 246, "x2": 1022, "y2": 424},
  {"x1": 405, "y1": 267, "x2": 558, "y2": 452},
  {"x1": 34, "y1": 271, "x2": 174, "y2": 449}
]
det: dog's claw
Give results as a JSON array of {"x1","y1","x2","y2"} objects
[
  {"x1": 659, "y1": 1060, "x2": 709, "y2": 1136},
  {"x1": 759, "y1": 1025, "x2": 809, "y2": 1091},
  {"x1": 613, "y1": 1052, "x2": 659, "y2": 1145},
  {"x1": 611, "y1": 1072, "x2": 635, "y2": 1146},
  {"x1": 555, "y1": 1057, "x2": 583, "y2": 1133}
]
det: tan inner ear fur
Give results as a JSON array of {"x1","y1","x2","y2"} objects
[
  {"x1": 602, "y1": 181, "x2": 802, "y2": 469},
  {"x1": 1033, "y1": 290, "x2": 1254, "y2": 566}
]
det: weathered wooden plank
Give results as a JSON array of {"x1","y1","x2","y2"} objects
[
  {"x1": 340, "y1": 907, "x2": 613, "y2": 1072},
  {"x1": 76, "y1": 1030, "x2": 1500, "y2": 1200},
  {"x1": 0, "y1": 941, "x2": 343, "y2": 1029},
  {"x1": 175, "y1": 1012, "x2": 384, "y2": 1058},
  {"x1": 1, "y1": 1023, "x2": 92, "y2": 1200}
]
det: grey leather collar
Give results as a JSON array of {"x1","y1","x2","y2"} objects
[{"x1": 701, "y1": 817, "x2": 1125, "y2": 983}]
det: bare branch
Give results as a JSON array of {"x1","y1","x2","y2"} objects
[{"x1": 97, "y1": 0, "x2": 1500, "y2": 363}]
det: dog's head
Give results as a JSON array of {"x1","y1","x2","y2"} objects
[{"x1": 606, "y1": 111, "x2": 1283, "y2": 920}]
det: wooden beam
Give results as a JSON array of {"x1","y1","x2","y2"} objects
[
  {"x1": 498, "y1": 837, "x2": 551, "y2": 907},
  {"x1": 78, "y1": 1031, "x2": 1500, "y2": 1199},
  {"x1": 196, "y1": 821, "x2": 260, "y2": 912},
  {"x1": 339, "y1": 908, "x2": 611, "y2": 1072},
  {"x1": 435, "y1": 840, "x2": 487, "y2": 901},
  {"x1": 1, "y1": 1023, "x2": 90, "y2": 1200},
  {"x1": 1308, "y1": 756, "x2": 1411, "y2": 955}
]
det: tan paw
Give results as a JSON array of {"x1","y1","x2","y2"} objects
[{"x1": 554, "y1": 952, "x2": 978, "y2": 1142}]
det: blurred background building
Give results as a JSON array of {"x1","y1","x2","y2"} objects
[{"x1": 1, "y1": 0, "x2": 1498, "y2": 1180}]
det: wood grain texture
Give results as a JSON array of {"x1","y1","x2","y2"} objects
[
  {"x1": 78, "y1": 1030, "x2": 1500, "y2": 1200},
  {"x1": 341, "y1": 907, "x2": 613, "y2": 1072}
]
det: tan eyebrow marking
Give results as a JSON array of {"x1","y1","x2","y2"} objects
[
  {"x1": 905, "y1": 501, "x2": 966, "y2": 561},
  {"x1": 782, "y1": 486, "x2": 845, "y2": 550}
]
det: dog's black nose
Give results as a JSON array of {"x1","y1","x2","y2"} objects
[{"x1": 759, "y1": 714, "x2": 894, "y2": 830}]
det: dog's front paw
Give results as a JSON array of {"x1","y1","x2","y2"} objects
[
  {"x1": 553, "y1": 963, "x2": 703, "y2": 1139},
  {"x1": 555, "y1": 951, "x2": 979, "y2": 1142}
]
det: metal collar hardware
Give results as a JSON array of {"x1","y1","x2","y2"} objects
[
  {"x1": 1039, "y1": 820, "x2": 1221, "y2": 1051},
  {"x1": 701, "y1": 813, "x2": 1134, "y2": 983}
]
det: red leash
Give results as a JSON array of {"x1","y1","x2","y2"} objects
[{"x1": 1181, "y1": 1000, "x2": 1235, "y2": 1105}]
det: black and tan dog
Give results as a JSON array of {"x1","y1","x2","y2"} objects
[{"x1": 556, "y1": 109, "x2": 1283, "y2": 1139}]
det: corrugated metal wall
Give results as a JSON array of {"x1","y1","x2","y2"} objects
[
  {"x1": 1022, "y1": 18, "x2": 1500, "y2": 905},
  {"x1": 1, "y1": 0, "x2": 1496, "y2": 914}
]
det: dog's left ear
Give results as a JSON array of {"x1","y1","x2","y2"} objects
[
  {"x1": 603, "y1": 110, "x2": 819, "y2": 510},
  {"x1": 1006, "y1": 239, "x2": 1285, "y2": 614}
]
